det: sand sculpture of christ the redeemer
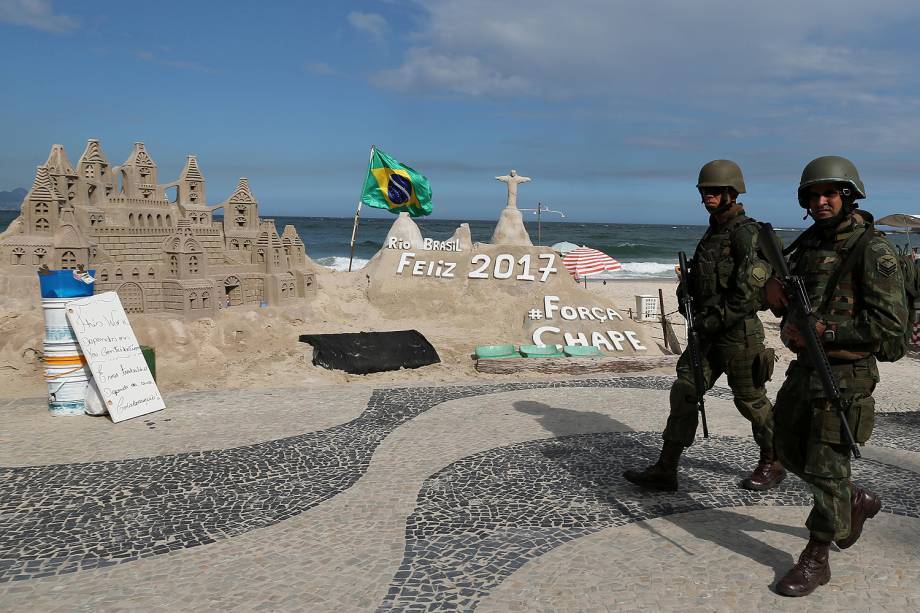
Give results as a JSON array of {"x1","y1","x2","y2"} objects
[
  {"x1": 495, "y1": 169, "x2": 531, "y2": 209},
  {"x1": 491, "y1": 169, "x2": 533, "y2": 246}
]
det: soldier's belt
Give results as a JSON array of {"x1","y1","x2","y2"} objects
[{"x1": 794, "y1": 349, "x2": 871, "y2": 366}]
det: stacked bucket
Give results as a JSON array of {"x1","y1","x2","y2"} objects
[{"x1": 38, "y1": 269, "x2": 95, "y2": 415}]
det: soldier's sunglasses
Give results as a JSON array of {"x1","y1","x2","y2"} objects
[
  {"x1": 808, "y1": 188, "x2": 848, "y2": 200},
  {"x1": 698, "y1": 187, "x2": 726, "y2": 196}
]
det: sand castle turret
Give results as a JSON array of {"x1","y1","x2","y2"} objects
[
  {"x1": 44, "y1": 144, "x2": 79, "y2": 205},
  {"x1": 76, "y1": 139, "x2": 114, "y2": 204},
  {"x1": 22, "y1": 166, "x2": 65, "y2": 237},
  {"x1": 118, "y1": 142, "x2": 160, "y2": 201}
]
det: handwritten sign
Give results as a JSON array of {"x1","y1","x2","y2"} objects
[{"x1": 65, "y1": 292, "x2": 165, "y2": 423}]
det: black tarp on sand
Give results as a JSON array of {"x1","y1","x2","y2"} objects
[{"x1": 299, "y1": 330, "x2": 441, "y2": 375}]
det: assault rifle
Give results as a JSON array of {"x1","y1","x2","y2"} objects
[
  {"x1": 757, "y1": 223, "x2": 861, "y2": 459},
  {"x1": 677, "y1": 251, "x2": 709, "y2": 438}
]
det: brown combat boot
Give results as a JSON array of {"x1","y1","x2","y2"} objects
[
  {"x1": 835, "y1": 487, "x2": 882, "y2": 550},
  {"x1": 776, "y1": 536, "x2": 831, "y2": 597},
  {"x1": 622, "y1": 440, "x2": 683, "y2": 492},
  {"x1": 740, "y1": 447, "x2": 787, "y2": 491}
]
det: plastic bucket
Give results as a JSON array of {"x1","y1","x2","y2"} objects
[
  {"x1": 43, "y1": 342, "x2": 90, "y2": 416},
  {"x1": 42, "y1": 297, "x2": 78, "y2": 342},
  {"x1": 38, "y1": 269, "x2": 96, "y2": 299}
]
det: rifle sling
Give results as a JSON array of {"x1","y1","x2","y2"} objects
[{"x1": 816, "y1": 225, "x2": 874, "y2": 316}]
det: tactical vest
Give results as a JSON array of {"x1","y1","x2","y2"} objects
[
  {"x1": 691, "y1": 212, "x2": 757, "y2": 309},
  {"x1": 789, "y1": 215, "x2": 873, "y2": 355}
]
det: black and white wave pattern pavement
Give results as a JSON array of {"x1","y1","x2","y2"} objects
[
  {"x1": 377, "y1": 431, "x2": 920, "y2": 612},
  {"x1": 0, "y1": 377, "x2": 681, "y2": 583}
]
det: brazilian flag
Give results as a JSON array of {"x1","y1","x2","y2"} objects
[{"x1": 360, "y1": 147, "x2": 433, "y2": 217}]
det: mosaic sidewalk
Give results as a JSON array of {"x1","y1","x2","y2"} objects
[{"x1": 1, "y1": 376, "x2": 918, "y2": 611}]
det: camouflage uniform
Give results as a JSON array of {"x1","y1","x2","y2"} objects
[
  {"x1": 664, "y1": 206, "x2": 775, "y2": 448},
  {"x1": 774, "y1": 210, "x2": 908, "y2": 541},
  {"x1": 624, "y1": 160, "x2": 784, "y2": 494}
]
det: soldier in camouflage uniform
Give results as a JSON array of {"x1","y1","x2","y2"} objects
[
  {"x1": 624, "y1": 160, "x2": 784, "y2": 492},
  {"x1": 767, "y1": 156, "x2": 908, "y2": 597}
]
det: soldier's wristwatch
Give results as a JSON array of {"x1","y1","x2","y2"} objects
[{"x1": 822, "y1": 323, "x2": 836, "y2": 343}]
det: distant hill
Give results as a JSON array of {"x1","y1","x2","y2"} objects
[{"x1": 0, "y1": 188, "x2": 26, "y2": 210}]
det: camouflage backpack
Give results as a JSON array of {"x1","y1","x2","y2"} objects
[{"x1": 817, "y1": 226, "x2": 917, "y2": 362}]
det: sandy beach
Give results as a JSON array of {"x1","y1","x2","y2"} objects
[{"x1": 0, "y1": 269, "x2": 689, "y2": 398}]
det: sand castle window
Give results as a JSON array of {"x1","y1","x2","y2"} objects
[
  {"x1": 169, "y1": 255, "x2": 178, "y2": 276},
  {"x1": 138, "y1": 215, "x2": 144, "y2": 228},
  {"x1": 236, "y1": 216, "x2": 246, "y2": 227},
  {"x1": 11, "y1": 248, "x2": 25, "y2": 265},
  {"x1": 243, "y1": 241, "x2": 252, "y2": 251},
  {"x1": 35, "y1": 218, "x2": 49, "y2": 232},
  {"x1": 166, "y1": 215, "x2": 172, "y2": 226},
  {"x1": 129, "y1": 213, "x2": 135, "y2": 226},
  {"x1": 84, "y1": 166, "x2": 95, "y2": 178},
  {"x1": 35, "y1": 203, "x2": 49, "y2": 214},
  {"x1": 34, "y1": 248, "x2": 47, "y2": 264},
  {"x1": 230, "y1": 239, "x2": 239, "y2": 249},
  {"x1": 257, "y1": 249, "x2": 265, "y2": 263},
  {"x1": 156, "y1": 214, "x2": 162, "y2": 227},
  {"x1": 99, "y1": 270, "x2": 108, "y2": 282},
  {"x1": 202, "y1": 292, "x2": 211, "y2": 308},
  {"x1": 132, "y1": 268, "x2": 140, "y2": 279},
  {"x1": 147, "y1": 267, "x2": 155, "y2": 279},
  {"x1": 189, "y1": 292, "x2": 199, "y2": 309},
  {"x1": 189, "y1": 255, "x2": 199, "y2": 274},
  {"x1": 61, "y1": 251, "x2": 77, "y2": 270},
  {"x1": 115, "y1": 268, "x2": 123, "y2": 280},
  {"x1": 273, "y1": 249, "x2": 280, "y2": 266},
  {"x1": 147, "y1": 214, "x2": 153, "y2": 226}
]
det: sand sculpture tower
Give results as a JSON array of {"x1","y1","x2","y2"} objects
[
  {"x1": 21, "y1": 166, "x2": 65, "y2": 243},
  {"x1": 76, "y1": 139, "x2": 115, "y2": 207}
]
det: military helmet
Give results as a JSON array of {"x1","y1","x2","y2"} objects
[
  {"x1": 797, "y1": 155, "x2": 866, "y2": 208},
  {"x1": 697, "y1": 160, "x2": 746, "y2": 194}
]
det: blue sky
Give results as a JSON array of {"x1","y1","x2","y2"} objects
[{"x1": 2, "y1": 1, "x2": 920, "y2": 226}]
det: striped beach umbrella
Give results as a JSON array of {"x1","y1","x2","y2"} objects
[{"x1": 562, "y1": 246, "x2": 622, "y2": 280}]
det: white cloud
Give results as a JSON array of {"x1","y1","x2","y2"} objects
[
  {"x1": 347, "y1": 11, "x2": 388, "y2": 41},
  {"x1": 373, "y1": 48, "x2": 532, "y2": 96},
  {"x1": 364, "y1": 0, "x2": 920, "y2": 150},
  {"x1": 0, "y1": 0, "x2": 77, "y2": 32}
]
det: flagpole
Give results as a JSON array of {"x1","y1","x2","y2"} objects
[{"x1": 348, "y1": 145, "x2": 376, "y2": 272}]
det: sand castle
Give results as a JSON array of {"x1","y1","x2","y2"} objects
[{"x1": 0, "y1": 141, "x2": 316, "y2": 314}]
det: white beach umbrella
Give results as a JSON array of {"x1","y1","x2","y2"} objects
[{"x1": 550, "y1": 241, "x2": 580, "y2": 255}]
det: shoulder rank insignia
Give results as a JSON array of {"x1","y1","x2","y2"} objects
[
  {"x1": 751, "y1": 262, "x2": 769, "y2": 285},
  {"x1": 877, "y1": 253, "x2": 898, "y2": 277}
]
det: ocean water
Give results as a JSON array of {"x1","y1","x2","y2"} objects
[{"x1": 2, "y1": 209, "x2": 912, "y2": 279}]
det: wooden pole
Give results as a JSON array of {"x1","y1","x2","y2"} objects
[{"x1": 348, "y1": 145, "x2": 376, "y2": 273}]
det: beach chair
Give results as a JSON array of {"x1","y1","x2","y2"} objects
[
  {"x1": 474, "y1": 344, "x2": 521, "y2": 359},
  {"x1": 563, "y1": 345, "x2": 603, "y2": 357},
  {"x1": 519, "y1": 344, "x2": 565, "y2": 358}
]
